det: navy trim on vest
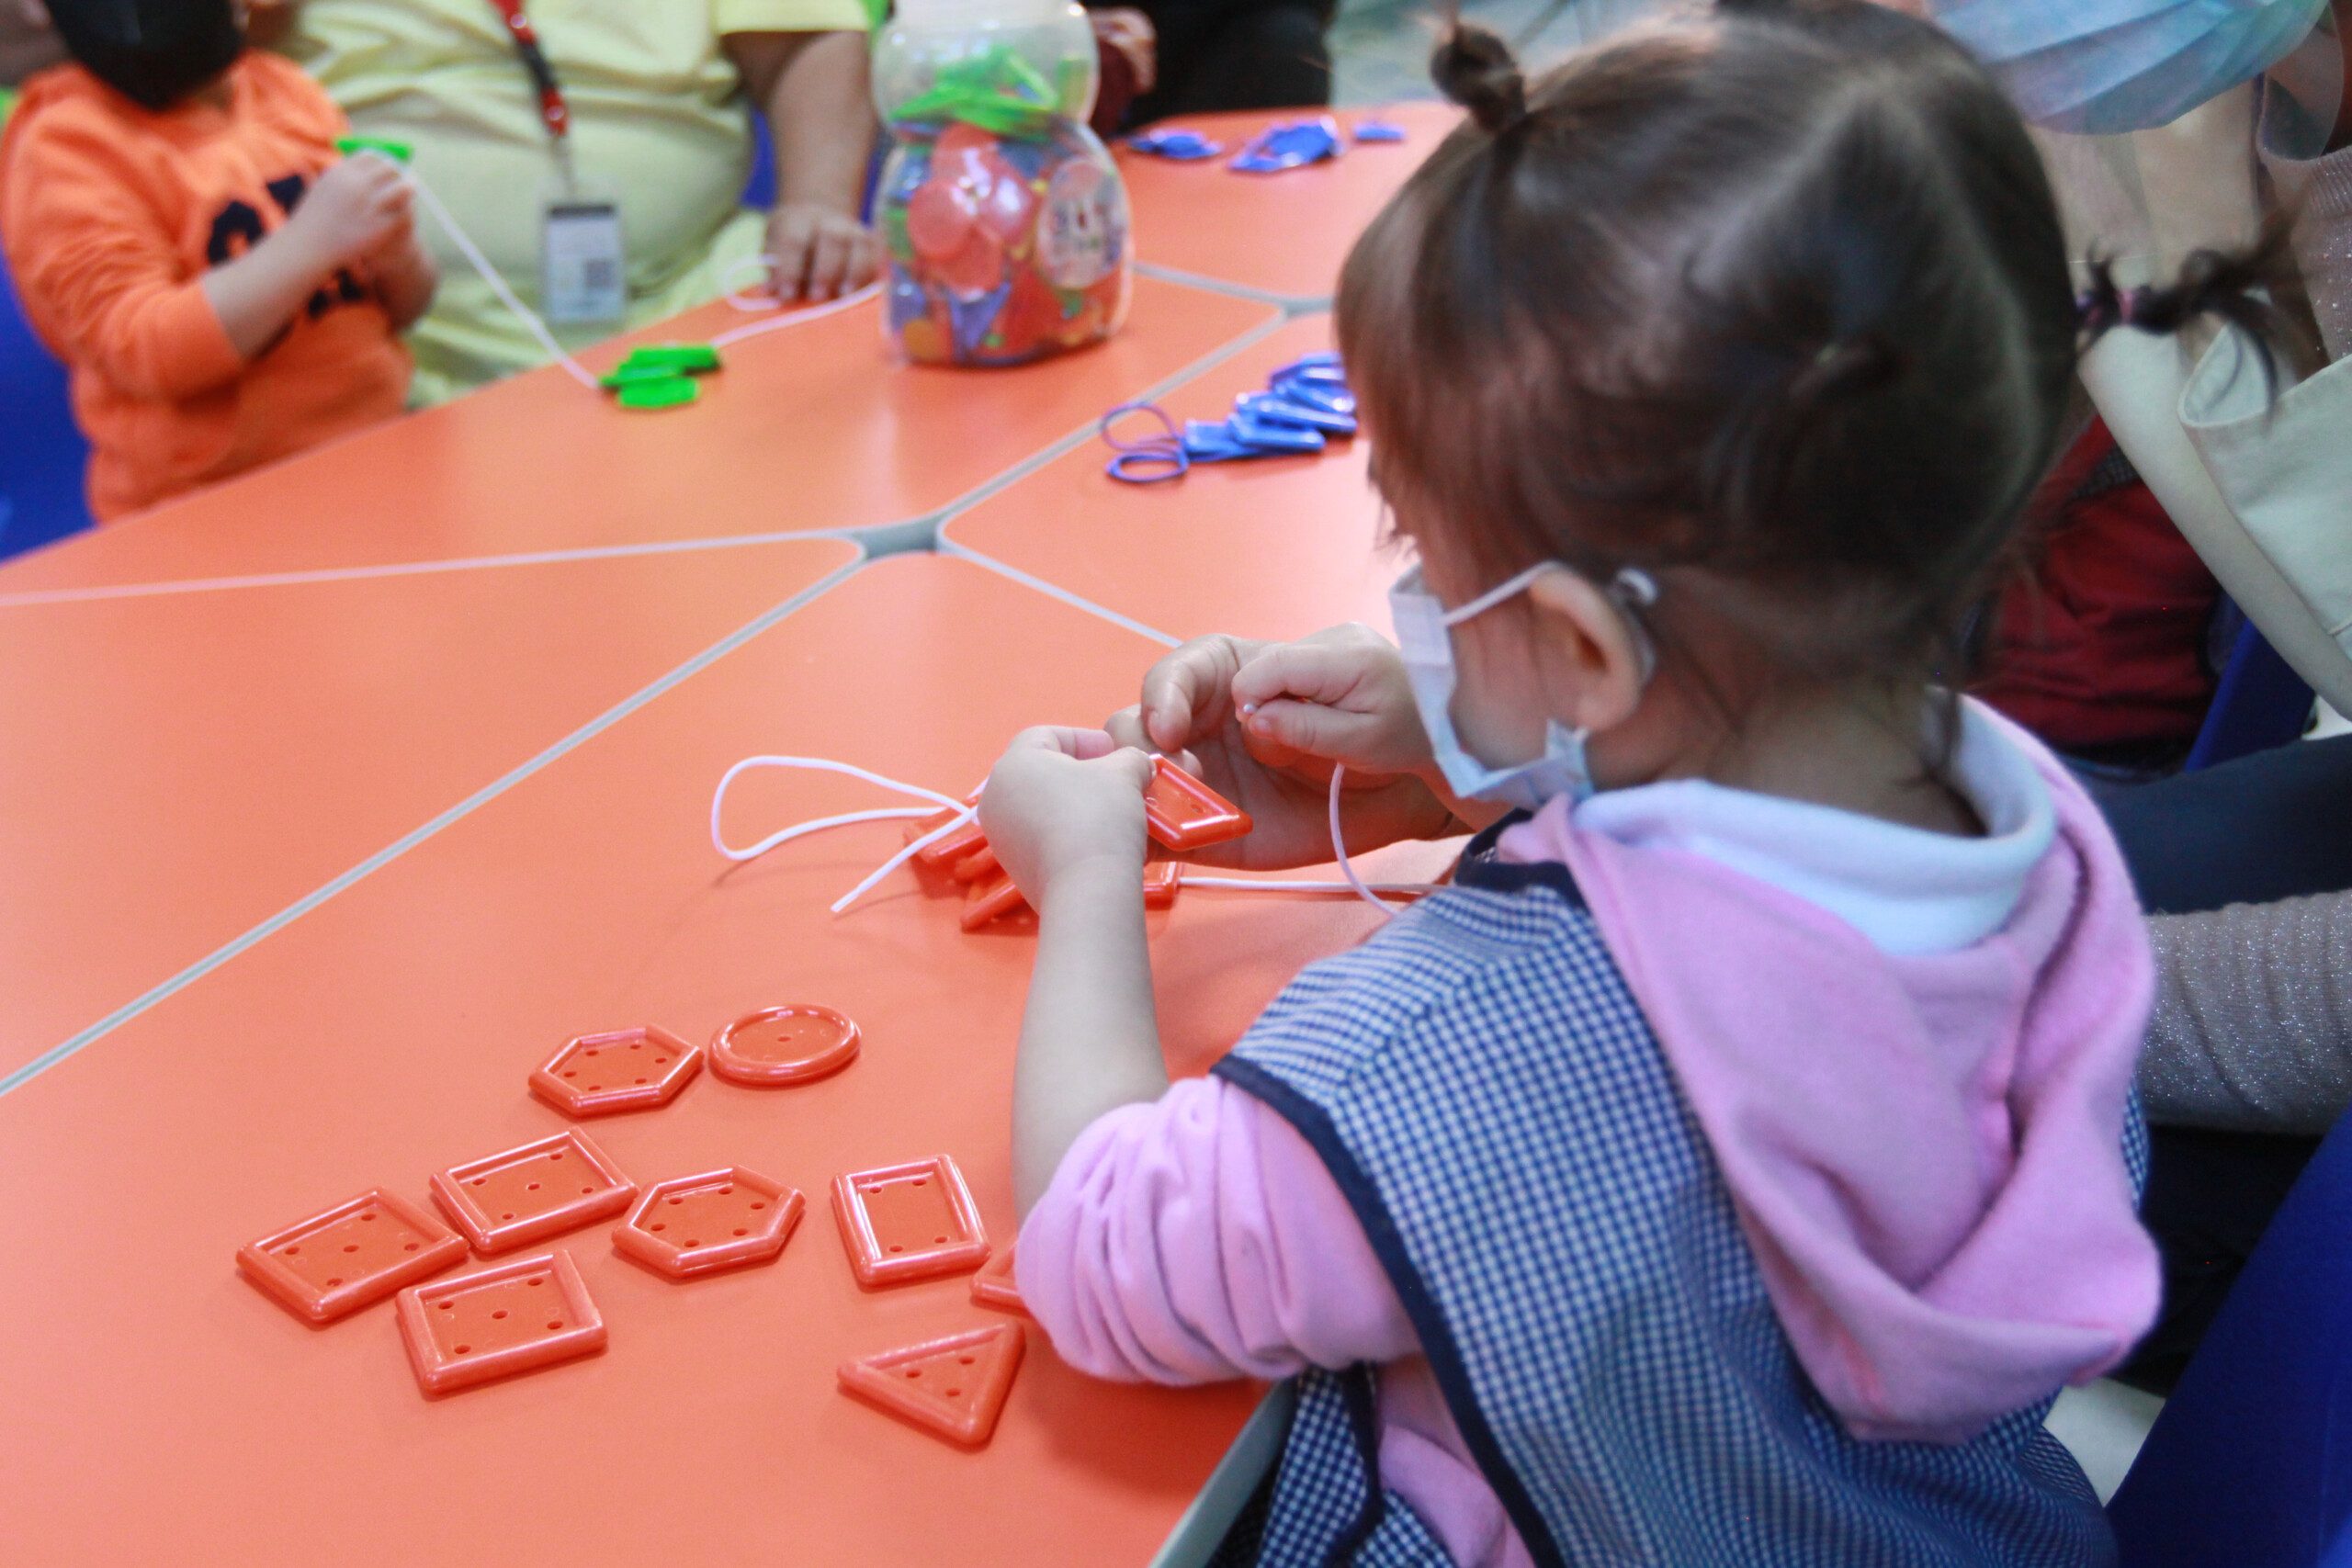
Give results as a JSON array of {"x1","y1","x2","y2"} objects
[
  {"x1": 1215, "y1": 1054, "x2": 1570, "y2": 1568},
  {"x1": 1450, "y1": 812, "x2": 1588, "y2": 908},
  {"x1": 1331, "y1": 1365, "x2": 1391, "y2": 1563}
]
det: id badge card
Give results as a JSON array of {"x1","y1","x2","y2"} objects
[{"x1": 539, "y1": 175, "x2": 626, "y2": 325}]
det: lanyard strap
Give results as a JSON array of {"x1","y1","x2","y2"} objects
[{"x1": 483, "y1": 0, "x2": 570, "y2": 143}]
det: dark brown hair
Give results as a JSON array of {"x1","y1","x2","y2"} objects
[{"x1": 1340, "y1": 0, "x2": 2290, "y2": 705}]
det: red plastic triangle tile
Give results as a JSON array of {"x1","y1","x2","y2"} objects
[
  {"x1": 838, "y1": 1322, "x2": 1025, "y2": 1447},
  {"x1": 1143, "y1": 758, "x2": 1251, "y2": 853},
  {"x1": 968, "y1": 1248, "x2": 1027, "y2": 1316}
]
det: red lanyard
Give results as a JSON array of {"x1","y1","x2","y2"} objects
[{"x1": 484, "y1": 0, "x2": 571, "y2": 144}]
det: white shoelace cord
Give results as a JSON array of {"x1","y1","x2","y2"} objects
[
  {"x1": 408, "y1": 175, "x2": 601, "y2": 391},
  {"x1": 408, "y1": 174, "x2": 880, "y2": 386},
  {"x1": 708, "y1": 754, "x2": 1435, "y2": 917}
]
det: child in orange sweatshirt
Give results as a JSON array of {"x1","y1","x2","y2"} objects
[{"x1": 0, "y1": 0, "x2": 434, "y2": 521}]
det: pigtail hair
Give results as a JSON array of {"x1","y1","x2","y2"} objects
[
  {"x1": 1432, "y1": 20, "x2": 1530, "y2": 135},
  {"x1": 2078, "y1": 216, "x2": 2302, "y2": 396}
]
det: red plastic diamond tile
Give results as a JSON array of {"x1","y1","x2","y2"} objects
[
  {"x1": 708, "y1": 1004, "x2": 861, "y2": 1087},
  {"x1": 960, "y1": 872, "x2": 1028, "y2": 931},
  {"x1": 969, "y1": 1248, "x2": 1028, "y2": 1316},
  {"x1": 430, "y1": 1129, "x2": 636, "y2": 1254},
  {"x1": 1143, "y1": 758, "x2": 1252, "y2": 853},
  {"x1": 1142, "y1": 860, "x2": 1182, "y2": 909},
  {"x1": 237, "y1": 1187, "x2": 467, "y2": 1325},
  {"x1": 528, "y1": 1025, "x2": 700, "y2": 1118},
  {"x1": 838, "y1": 1322, "x2": 1025, "y2": 1447},
  {"x1": 614, "y1": 1167, "x2": 805, "y2": 1280},
  {"x1": 831, "y1": 1155, "x2": 989, "y2": 1289},
  {"x1": 396, "y1": 1250, "x2": 606, "y2": 1397}
]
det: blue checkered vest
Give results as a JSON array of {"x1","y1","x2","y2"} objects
[{"x1": 1212, "y1": 835, "x2": 2138, "y2": 1567}]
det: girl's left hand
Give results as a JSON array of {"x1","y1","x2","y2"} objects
[{"x1": 979, "y1": 728, "x2": 1156, "y2": 906}]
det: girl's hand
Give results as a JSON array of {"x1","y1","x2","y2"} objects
[
  {"x1": 285, "y1": 152, "x2": 414, "y2": 272},
  {"x1": 979, "y1": 728, "x2": 1156, "y2": 906},
  {"x1": 1104, "y1": 625, "x2": 1458, "y2": 870}
]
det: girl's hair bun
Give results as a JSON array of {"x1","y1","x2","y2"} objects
[{"x1": 1432, "y1": 22, "x2": 1529, "y2": 135}]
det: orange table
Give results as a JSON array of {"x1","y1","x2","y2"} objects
[
  {"x1": 1121, "y1": 103, "x2": 1458, "y2": 304},
  {"x1": 944, "y1": 316, "x2": 1399, "y2": 644},
  {"x1": 0, "y1": 558, "x2": 1420, "y2": 1566},
  {"x1": 0, "y1": 536, "x2": 856, "y2": 1082},
  {"x1": 0, "y1": 276, "x2": 1276, "y2": 601}
]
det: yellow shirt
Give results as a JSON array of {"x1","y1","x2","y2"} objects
[{"x1": 282, "y1": 0, "x2": 866, "y2": 403}]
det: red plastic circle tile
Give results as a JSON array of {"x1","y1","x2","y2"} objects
[
  {"x1": 708, "y1": 1005, "x2": 861, "y2": 1087},
  {"x1": 429, "y1": 1129, "x2": 636, "y2": 1255},
  {"x1": 528, "y1": 1024, "x2": 701, "y2": 1118},
  {"x1": 1143, "y1": 757, "x2": 1252, "y2": 853},
  {"x1": 395, "y1": 1250, "x2": 606, "y2": 1397},
  {"x1": 838, "y1": 1322, "x2": 1025, "y2": 1448},
  {"x1": 969, "y1": 1248, "x2": 1028, "y2": 1317},
  {"x1": 613, "y1": 1167, "x2": 806, "y2": 1280},
  {"x1": 831, "y1": 1154, "x2": 990, "y2": 1289},
  {"x1": 237, "y1": 1187, "x2": 468, "y2": 1325}
]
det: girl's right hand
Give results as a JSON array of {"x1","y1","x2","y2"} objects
[
  {"x1": 286, "y1": 153, "x2": 415, "y2": 272},
  {"x1": 1104, "y1": 625, "x2": 1458, "y2": 870}
]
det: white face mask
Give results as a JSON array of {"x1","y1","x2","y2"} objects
[{"x1": 1388, "y1": 562, "x2": 1657, "y2": 813}]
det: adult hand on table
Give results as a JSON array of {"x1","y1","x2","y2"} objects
[
  {"x1": 765, "y1": 199, "x2": 877, "y2": 301},
  {"x1": 1105, "y1": 624, "x2": 1464, "y2": 871}
]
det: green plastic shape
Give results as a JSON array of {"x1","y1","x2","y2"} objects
[
  {"x1": 616, "y1": 376, "x2": 699, "y2": 411},
  {"x1": 335, "y1": 135, "x2": 415, "y2": 164}
]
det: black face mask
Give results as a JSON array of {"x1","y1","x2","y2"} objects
[{"x1": 47, "y1": 0, "x2": 244, "y2": 112}]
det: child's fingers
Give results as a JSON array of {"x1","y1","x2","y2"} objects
[
  {"x1": 805, "y1": 226, "x2": 854, "y2": 301},
  {"x1": 1240, "y1": 697, "x2": 1363, "y2": 763},
  {"x1": 1230, "y1": 633, "x2": 1383, "y2": 719},
  {"x1": 1139, "y1": 637, "x2": 1249, "y2": 752},
  {"x1": 1006, "y1": 725, "x2": 1121, "y2": 761}
]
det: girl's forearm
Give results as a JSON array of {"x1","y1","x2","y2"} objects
[
  {"x1": 1012, "y1": 855, "x2": 1166, "y2": 1215},
  {"x1": 201, "y1": 225, "x2": 334, "y2": 360}
]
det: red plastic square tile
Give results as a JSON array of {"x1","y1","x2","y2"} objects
[
  {"x1": 831, "y1": 1155, "x2": 990, "y2": 1288},
  {"x1": 528, "y1": 1024, "x2": 700, "y2": 1118},
  {"x1": 969, "y1": 1248, "x2": 1028, "y2": 1316},
  {"x1": 613, "y1": 1167, "x2": 805, "y2": 1280},
  {"x1": 395, "y1": 1251, "x2": 606, "y2": 1397},
  {"x1": 960, "y1": 872, "x2": 1029, "y2": 931},
  {"x1": 1144, "y1": 758, "x2": 1252, "y2": 853},
  {"x1": 1142, "y1": 859, "x2": 1182, "y2": 909},
  {"x1": 708, "y1": 1004, "x2": 861, "y2": 1087},
  {"x1": 237, "y1": 1187, "x2": 468, "y2": 1325},
  {"x1": 429, "y1": 1129, "x2": 636, "y2": 1255},
  {"x1": 838, "y1": 1322, "x2": 1025, "y2": 1447}
]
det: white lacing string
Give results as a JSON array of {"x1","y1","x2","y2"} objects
[
  {"x1": 711, "y1": 752, "x2": 1436, "y2": 919},
  {"x1": 721, "y1": 254, "x2": 782, "y2": 311},
  {"x1": 407, "y1": 172, "x2": 879, "y2": 384},
  {"x1": 407, "y1": 174, "x2": 601, "y2": 391},
  {"x1": 710, "y1": 281, "x2": 883, "y2": 349}
]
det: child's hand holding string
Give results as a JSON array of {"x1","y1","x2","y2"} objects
[
  {"x1": 1105, "y1": 625, "x2": 1461, "y2": 870},
  {"x1": 980, "y1": 727, "x2": 1156, "y2": 909}
]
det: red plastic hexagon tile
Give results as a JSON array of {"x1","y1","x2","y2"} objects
[
  {"x1": 528, "y1": 1025, "x2": 701, "y2": 1118},
  {"x1": 708, "y1": 1005, "x2": 861, "y2": 1088},
  {"x1": 838, "y1": 1322, "x2": 1025, "y2": 1447},
  {"x1": 430, "y1": 1129, "x2": 636, "y2": 1254},
  {"x1": 396, "y1": 1250, "x2": 606, "y2": 1397},
  {"x1": 969, "y1": 1248, "x2": 1028, "y2": 1317},
  {"x1": 237, "y1": 1187, "x2": 468, "y2": 1325},
  {"x1": 831, "y1": 1154, "x2": 989, "y2": 1289},
  {"x1": 613, "y1": 1167, "x2": 806, "y2": 1280},
  {"x1": 1143, "y1": 758, "x2": 1252, "y2": 853}
]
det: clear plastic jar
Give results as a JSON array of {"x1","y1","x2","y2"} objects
[{"x1": 872, "y1": 0, "x2": 1134, "y2": 367}]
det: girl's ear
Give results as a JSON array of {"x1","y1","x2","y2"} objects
[{"x1": 1523, "y1": 569, "x2": 1647, "y2": 734}]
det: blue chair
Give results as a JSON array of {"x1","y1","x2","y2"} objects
[
  {"x1": 2182, "y1": 605, "x2": 2314, "y2": 773},
  {"x1": 0, "y1": 238, "x2": 92, "y2": 560},
  {"x1": 2109, "y1": 1103, "x2": 2352, "y2": 1566}
]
